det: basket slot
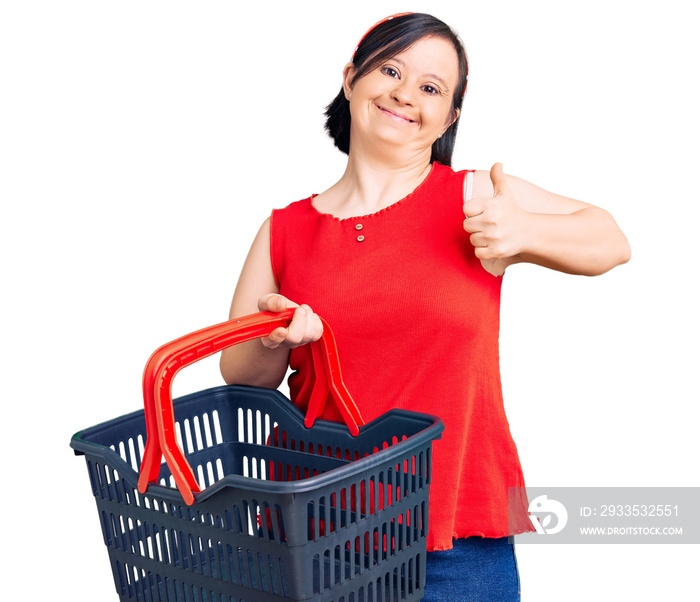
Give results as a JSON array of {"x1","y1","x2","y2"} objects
[
  {"x1": 171, "y1": 413, "x2": 220, "y2": 457},
  {"x1": 304, "y1": 462, "x2": 431, "y2": 549},
  {"x1": 313, "y1": 545, "x2": 355, "y2": 594},
  {"x1": 263, "y1": 445, "x2": 351, "y2": 483},
  {"x1": 116, "y1": 549, "x2": 291, "y2": 600},
  {"x1": 308, "y1": 482, "x2": 369, "y2": 541},
  {"x1": 152, "y1": 441, "x2": 353, "y2": 496},
  {"x1": 235, "y1": 407, "x2": 278, "y2": 446},
  {"x1": 311, "y1": 534, "x2": 425, "y2": 597},
  {"x1": 113, "y1": 438, "x2": 140, "y2": 473},
  {"x1": 175, "y1": 415, "x2": 217, "y2": 456},
  {"x1": 89, "y1": 461, "x2": 134, "y2": 506},
  {"x1": 110, "y1": 517, "x2": 294, "y2": 596}
]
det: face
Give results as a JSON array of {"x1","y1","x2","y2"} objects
[{"x1": 344, "y1": 36, "x2": 460, "y2": 156}]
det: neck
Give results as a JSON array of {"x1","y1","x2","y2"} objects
[{"x1": 317, "y1": 148, "x2": 433, "y2": 219}]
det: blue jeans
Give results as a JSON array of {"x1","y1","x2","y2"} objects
[{"x1": 422, "y1": 536, "x2": 520, "y2": 601}]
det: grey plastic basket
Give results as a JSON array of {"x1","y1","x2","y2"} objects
[{"x1": 70, "y1": 311, "x2": 443, "y2": 601}]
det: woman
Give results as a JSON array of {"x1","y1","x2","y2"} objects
[{"x1": 220, "y1": 13, "x2": 630, "y2": 601}]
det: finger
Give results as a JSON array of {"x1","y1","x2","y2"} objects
[
  {"x1": 257, "y1": 293, "x2": 284, "y2": 312},
  {"x1": 300, "y1": 304, "x2": 324, "y2": 341},
  {"x1": 257, "y1": 293, "x2": 298, "y2": 313},
  {"x1": 490, "y1": 162, "x2": 508, "y2": 197},
  {"x1": 285, "y1": 306, "x2": 312, "y2": 345},
  {"x1": 469, "y1": 232, "x2": 491, "y2": 249},
  {"x1": 469, "y1": 231, "x2": 482, "y2": 246},
  {"x1": 473, "y1": 246, "x2": 492, "y2": 260},
  {"x1": 261, "y1": 326, "x2": 288, "y2": 349},
  {"x1": 463, "y1": 198, "x2": 486, "y2": 219},
  {"x1": 286, "y1": 305, "x2": 324, "y2": 345},
  {"x1": 472, "y1": 240, "x2": 498, "y2": 260},
  {"x1": 471, "y1": 236, "x2": 507, "y2": 260},
  {"x1": 463, "y1": 216, "x2": 482, "y2": 234},
  {"x1": 285, "y1": 305, "x2": 323, "y2": 347}
]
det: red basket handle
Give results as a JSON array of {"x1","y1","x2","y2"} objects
[{"x1": 137, "y1": 309, "x2": 364, "y2": 505}]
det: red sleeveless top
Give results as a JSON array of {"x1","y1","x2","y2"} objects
[{"x1": 270, "y1": 163, "x2": 533, "y2": 550}]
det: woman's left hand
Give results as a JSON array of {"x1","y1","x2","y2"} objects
[
  {"x1": 463, "y1": 162, "x2": 631, "y2": 276},
  {"x1": 463, "y1": 163, "x2": 529, "y2": 264}
]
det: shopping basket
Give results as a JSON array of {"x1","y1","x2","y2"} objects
[{"x1": 71, "y1": 309, "x2": 444, "y2": 601}]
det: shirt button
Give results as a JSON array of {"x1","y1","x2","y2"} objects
[
  {"x1": 355, "y1": 224, "x2": 363, "y2": 230},
  {"x1": 357, "y1": 235, "x2": 365, "y2": 242}
]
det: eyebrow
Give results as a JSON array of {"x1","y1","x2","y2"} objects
[{"x1": 390, "y1": 57, "x2": 450, "y2": 90}]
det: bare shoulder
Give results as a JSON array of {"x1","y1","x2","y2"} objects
[
  {"x1": 227, "y1": 216, "x2": 278, "y2": 319},
  {"x1": 243, "y1": 216, "x2": 272, "y2": 265},
  {"x1": 471, "y1": 169, "x2": 494, "y2": 198},
  {"x1": 247, "y1": 216, "x2": 274, "y2": 277},
  {"x1": 257, "y1": 215, "x2": 272, "y2": 241}
]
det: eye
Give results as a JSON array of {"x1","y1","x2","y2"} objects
[
  {"x1": 421, "y1": 84, "x2": 440, "y2": 95},
  {"x1": 381, "y1": 66, "x2": 399, "y2": 79}
]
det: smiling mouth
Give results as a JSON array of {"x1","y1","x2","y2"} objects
[{"x1": 376, "y1": 104, "x2": 415, "y2": 123}]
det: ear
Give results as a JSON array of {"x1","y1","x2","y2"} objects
[
  {"x1": 448, "y1": 107, "x2": 460, "y2": 128},
  {"x1": 342, "y1": 62, "x2": 357, "y2": 101},
  {"x1": 441, "y1": 107, "x2": 460, "y2": 136}
]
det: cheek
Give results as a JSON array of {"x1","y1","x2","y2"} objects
[
  {"x1": 352, "y1": 72, "x2": 384, "y2": 97},
  {"x1": 443, "y1": 102, "x2": 457, "y2": 123},
  {"x1": 427, "y1": 104, "x2": 455, "y2": 131}
]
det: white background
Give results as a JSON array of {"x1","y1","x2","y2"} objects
[{"x1": 2, "y1": 0, "x2": 698, "y2": 599}]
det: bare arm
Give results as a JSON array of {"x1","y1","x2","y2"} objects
[
  {"x1": 219, "y1": 217, "x2": 323, "y2": 388},
  {"x1": 464, "y1": 164, "x2": 631, "y2": 276}
]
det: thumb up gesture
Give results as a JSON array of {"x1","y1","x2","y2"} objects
[{"x1": 463, "y1": 163, "x2": 528, "y2": 263}]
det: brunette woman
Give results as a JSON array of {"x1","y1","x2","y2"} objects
[{"x1": 220, "y1": 13, "x2": 630, "y2": 601}]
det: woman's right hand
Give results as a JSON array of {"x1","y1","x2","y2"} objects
[{"x1": 257, "y1": 293, "x2": 324, "y2": 350}]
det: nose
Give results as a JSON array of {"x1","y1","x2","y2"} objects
[{"x1": 391, "y1": 81, "x2": 414, "y2": 106}]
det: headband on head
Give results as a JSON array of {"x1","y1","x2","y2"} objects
[{"x1": 351, "y1": 12, "x2": 468, "y2": 99}]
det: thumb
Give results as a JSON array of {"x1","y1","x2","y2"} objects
[
  {"x1": 490, "y1": 162, "x2": 508, "y2": 197},
  {"x1": 257, "y1": 293, "x2": 298, "y2": 313}
]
